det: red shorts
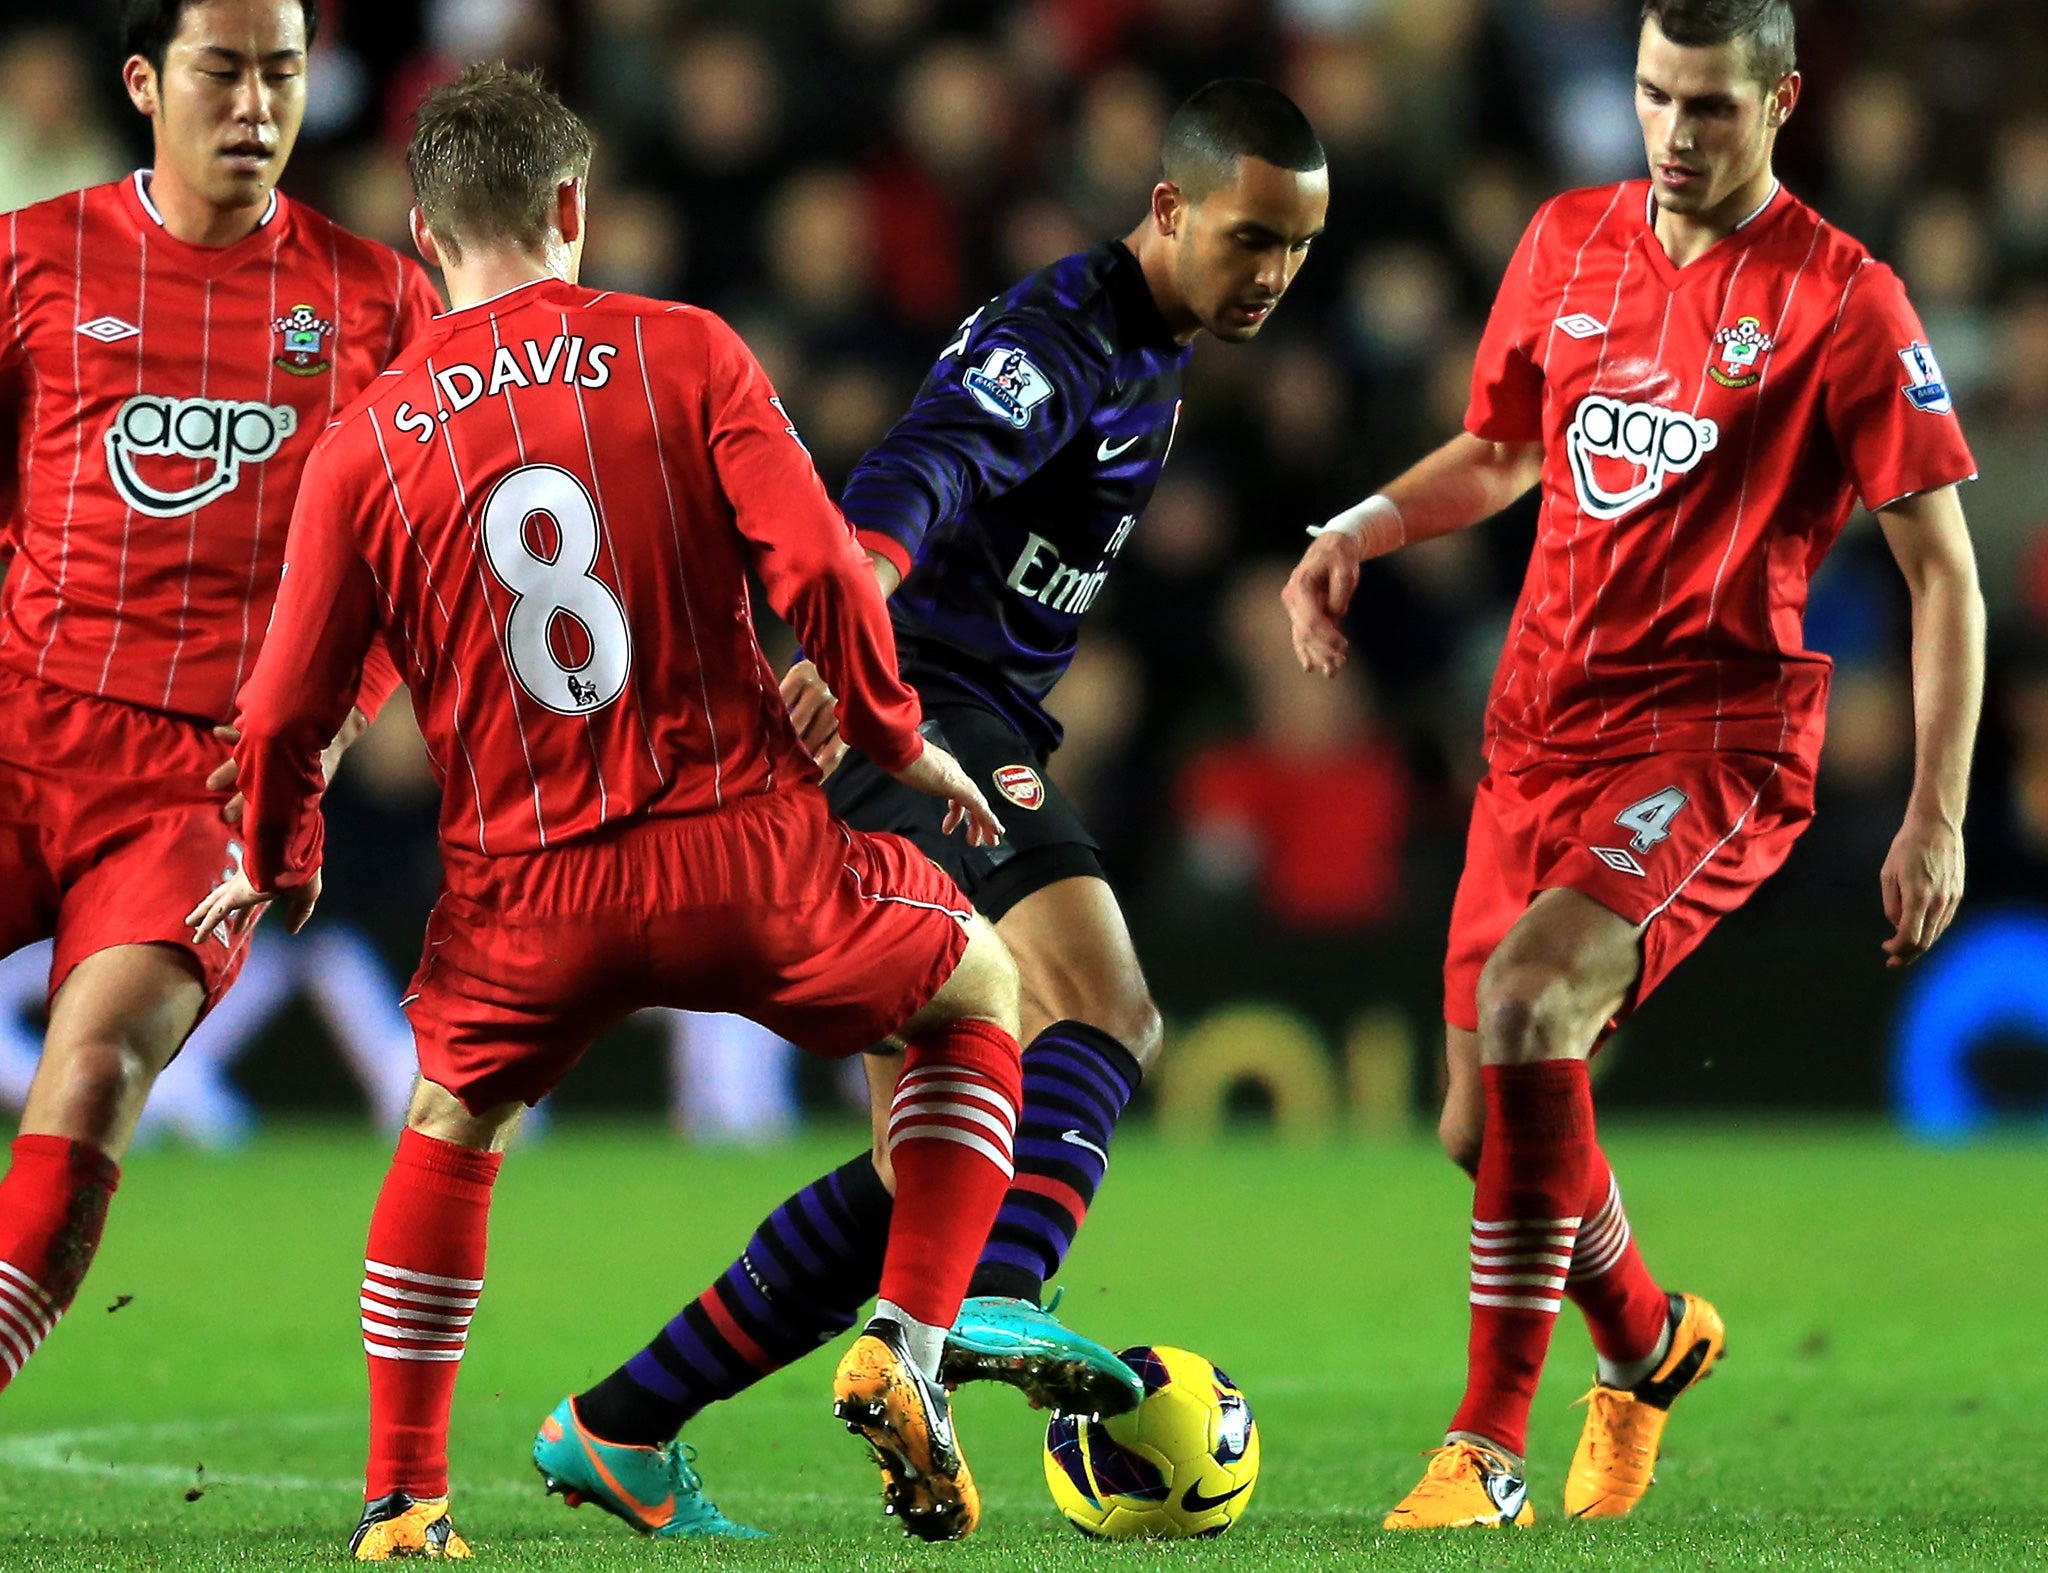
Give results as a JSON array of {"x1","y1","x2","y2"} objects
[
  {"x1": 0, "y1": 664, "x2": 249, "y2": 1009},
  {"x1": 1443, "y1": 750, "x2": 1815, "y2": 1031},
  {"x1": 405, "y1": 786, "x2": 974, "y2": 1112}
]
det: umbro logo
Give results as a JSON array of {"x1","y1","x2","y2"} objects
[
  {"x1": 1554, "y1": 313, "x2": 1607, "y2": 340},
  {"x1": 77, "y1": 316, "x2": 140, "y2": 344},
  {"x1": 1591, "y1": 845, "x2": 1647, "y2": 877}
]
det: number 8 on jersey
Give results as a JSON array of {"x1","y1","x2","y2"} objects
[{"x1": 480, "y1": 463, "x2": 632, "y2": 714}]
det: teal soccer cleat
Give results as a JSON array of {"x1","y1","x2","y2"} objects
[
  {"x1": 942, "y1": 1289, "x2": 1144, "y2": 1416},
  {"x1": 533, "y1": 1397, "x2": 767, "y2": 1539}
]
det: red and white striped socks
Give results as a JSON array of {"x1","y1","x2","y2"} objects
[
  {"x1": 876, "y1": 1019, "x2": 1023, "y2": 1361},
  {"x1": 1449, "y1": 1060, "x2": 1596, "y2": 1459},
  {"x1": 361, "y1": 1128, "x2": 501, "y2": 1501},
  {"x1": 1567, "y1": 1152, "x2": 1672, "y2": 1387},
  {"x1": 0, "y1": 1134, "x2": 119, "y2": 1393}
]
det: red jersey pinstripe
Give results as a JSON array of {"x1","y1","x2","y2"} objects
[
  {"x1": 1466, "y1": 180, "x2": 1977, "y2": 773},
  {"x1": 233, "y1": 279, "x2": 924, "y2": 887},
  {"x1": 0, "y1": 175, "x2": 439, "y2": 722}
]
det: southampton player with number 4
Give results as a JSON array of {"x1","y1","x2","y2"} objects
[
  {"x1": 1285, "y1": 0, "x2": 1981, "y2": 1529},
  {"x1": 0, "y1": 0, "x2": 436, "y2": 1397},
  {"x1": 536, "y1": 81, "x2": 1327, "y2": 1540}
]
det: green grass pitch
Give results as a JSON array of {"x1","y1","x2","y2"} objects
[{"x1": 2, "y1": 1123, "x2": 2044, "y2": 1570}]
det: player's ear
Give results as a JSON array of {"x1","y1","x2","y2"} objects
[
  {"x1": 1151, "y1": 180, "x2": 1184, "y2": 240},
  {"x1": 409, "y1": 207, "x2": 446, "y2": 271},
  {"x1": 123, "y1": 54, "x2": 159, "y2": 119},
  {"x1": 556, "y1": 178, "x2": 585, "y2": 248},
  {"x1": 1767, "y1": 70, "x2": 1801, "y2": 128}
]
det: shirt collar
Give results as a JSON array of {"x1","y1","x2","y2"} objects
[{"x1": 132, "y1": 169, "x2": 281, "y2": 232}]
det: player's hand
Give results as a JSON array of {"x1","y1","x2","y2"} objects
[
  {"x1": 1880, "y1": 809, "x2": 1965, "y2": 968},
  {"x1": 209, "y1": 712, "x2": 365, "y2": 824},
  {"x1": 185, "y1": 867, "x2": 321, "y2": 942},
  {"x1": 890, "y1": 739, "x2": 1005, "y2": 848},
  {"x1": 208, "y1": 725, "x2": 244, "y2": 823},
  {"x1": 322, "y1": 706, "x2": 371, "y2": 783},
  {"x1": 1282, "y1": 530, "x2": 1367, "y2": 676},
  {"x1": 780, "y1": 660, "x2": 848, "y2": 777}
]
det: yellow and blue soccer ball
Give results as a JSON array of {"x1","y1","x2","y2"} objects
[{"x1": 1042, "y1": 1345, "x2": 1259, "y2": 1538}]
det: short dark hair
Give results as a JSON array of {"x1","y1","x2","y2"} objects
[
  {"x1": 1640, "y1": 0, "x2": 1796, "y2": 86},
  {"x1": 1161, "y1": 79, "x2": 1325, "y2": 201},
  {"x1": 408, "y1": 63, "x2": 594, "y2": 262},
  {"x1": 123, "y1": 0, "x2": 321, "y2": 74}
]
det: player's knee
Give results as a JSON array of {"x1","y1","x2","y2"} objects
[
  {"x1": 404, "y1": 1078, "x2": 523, "y2": 1151},
  {"x1": 1114, "y1": 994, "x2": 1165, "y2": 1070},
  {"x1": 865, "y1": 1142, "x2": 896, "y2": 1196},
  {"x1": 949, "y1": 916, "x2": 1023, "y2": 1035},
  {"x1": 1473, "y1": 958, "x2": 1589, "y2": 1065},
  {"x1": 1437, "y1": 1104, "x2": 1483, "y2": 1176},
  {"x1": 1046, "y1": 979, "x2": 1161, "y2": 1067},
  {"x1": 36, "y1": 1028, "x2": 168, "y2": 1126}
]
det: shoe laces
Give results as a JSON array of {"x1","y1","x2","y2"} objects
[
  {"x1": 1574, "y1": 1386, "x2": 1654, "y2": 1470},
  {"x1": 655, "y1": 1440, "x2": 705, "y2": 1494},
  {"x1": 1418, "y1": 1440, "x2": 1512, "y2": 1489}
]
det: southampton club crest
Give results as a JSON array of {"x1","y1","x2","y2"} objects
[
  {"x1": 272, "y1": 303, "x2": 334, "y2": 377},
  {"x1": 1708, "y1": 315, "x2": 1774, "y2": 389}
]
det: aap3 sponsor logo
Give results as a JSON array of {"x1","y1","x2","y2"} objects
[
  {"x1": 103, "y1": 394, "x2": 298, "y2": 518},
  {"x1": 1565, "y1": 394, "x2": 1718, "y2": 521}
]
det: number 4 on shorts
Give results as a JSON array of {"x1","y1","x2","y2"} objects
[{"x1": 1614, "y1": 786, "x2": 1688, "y2": 854}]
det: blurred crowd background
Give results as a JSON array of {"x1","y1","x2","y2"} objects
[{"x1": 4, "y1": 0, "x2": 2047, "y2": 1127}]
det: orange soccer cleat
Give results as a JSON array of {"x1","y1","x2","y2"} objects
[
  {"x1": 1383, "y1": 1440, "x2": 1534, "y2": 1530},
  {"x1": 348, "y1": 1492, "x2": 471, "y2": 1560},
  {"x1": 1565, "y1": 1290, "x2": 1726, "y2": 1519},
  {"x1": 833, "y1": 1316, "x2": 980, "y2": 1541}
]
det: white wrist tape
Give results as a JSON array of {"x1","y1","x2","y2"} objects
[{"x1": 1308, "y1": 494, "x2": 1405, "y2": 557}]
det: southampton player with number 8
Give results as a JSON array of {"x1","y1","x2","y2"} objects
[
  {"x1": 1286, "y1": 0, "x2": 1982, "y2": 1530},
  {"x1": 196, "y1": 66, "x2": 1038, "y2": 1554}
]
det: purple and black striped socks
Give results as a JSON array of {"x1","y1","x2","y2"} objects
[
  {"x1": 575, "y1": 1153, "x2": 892, "y2": 1446},
  {"x1": 968, "y1": 1020, "x2": 1141, "y2": 1304}
]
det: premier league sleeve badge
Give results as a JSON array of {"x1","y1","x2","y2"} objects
[{"x1": 964, "y1": 346, "x2": 1055, "y2": 429}]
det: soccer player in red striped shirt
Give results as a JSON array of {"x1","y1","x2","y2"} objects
[
  {"x1": 1285, "y1": 0, "x2": 1982, "y2": 1528},
  {"x1": 188, "y1": 65, "x2": 1027, "y2": 1556},
  {"x1": 0, "y1": 0, "x2": 437, "y2": 1395}
]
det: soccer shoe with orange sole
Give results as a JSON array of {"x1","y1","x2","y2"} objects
[
  {"x1": 1383, "y1": 1440, "x2": 1535, "y2": 1529},
  {"x1": 1565, "y1": 1290, "x2": 1727, "y2": 1519},
  {"x1": 532, "y1": 1397, "x2": 766, "y2": 1538},
  {"x1": 349, "y1": 1492, "x2": 471, "y2": 1560},
  {"x1": 833, "y1": 1316, "x2": 980, "y2": 1541}
]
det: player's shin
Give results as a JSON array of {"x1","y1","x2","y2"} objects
[
  {"x1": 575, "y1": 1153, "x2": 892, "y2": 1445},
  {"x1": 967, "y1": 1021, "x2": 1139, "y2": 1303},
  {"x1": 877, "y1": 1021, "x2": 1023, "y2": 1359},
  {"x1": 361, "y1": 1128, "x2": 500, "y2": 1503},
  {"x1": 1448, "y1": 1061, "x2": 1597, "y2": 1460},
  {"x1": 0, "y1": 1135, "x2": 119, "y2": 1392},
  {"x1": 1565, "y1": 1153, "x2": 1672, "y2": 1387}
]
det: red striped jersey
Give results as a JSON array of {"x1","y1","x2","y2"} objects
[
  {"x1": 1466, "y1": 179, "x2": 1976, "y2": 773},
  {"x1": 233, "y1": 278, "x2": 923, "y2": 888},
  {"x1": 0, "y1": 174, "x2": 439, "y2": 722}
]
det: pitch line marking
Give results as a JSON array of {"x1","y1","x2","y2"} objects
[{"x1": 0, "y1": 1412, "x2": 871, "y2": 1506}]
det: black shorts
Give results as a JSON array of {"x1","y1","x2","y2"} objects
[{"x1": 824, "y1": 702, "x2": 1103, "y2": 923}]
